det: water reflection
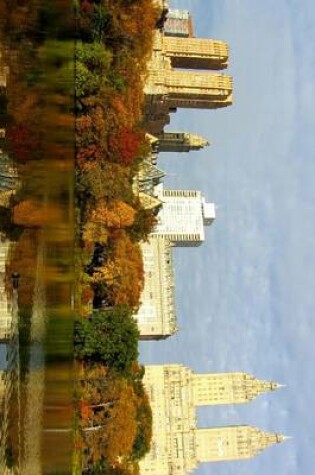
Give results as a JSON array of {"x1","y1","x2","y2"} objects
[{"x1": 1, "y1": 28, "x2": 76, "y2": 473}]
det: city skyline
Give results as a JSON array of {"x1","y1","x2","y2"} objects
[{"x1": 141, "y1": 1, "x2": 315, "y2": 475}]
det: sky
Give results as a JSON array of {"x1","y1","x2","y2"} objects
[{"x1": 140, "y1": 1, "x2": 315, "y2": 474}]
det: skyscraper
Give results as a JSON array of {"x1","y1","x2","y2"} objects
[
  {"x1": 151, "y1": 185, "x2": 215, "y2": 246},
  {"x1": 144, "y1": 27, "x2": 233, "y2": 133},
  {"x1": 140, "y1": 365, "x2": 286, "y2": 475}
]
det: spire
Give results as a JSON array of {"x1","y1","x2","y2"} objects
[
  {"x1": 250, "y1": 427, "x2": 289, "y2": 455},
  {"x1": 242, "y1": 373, "x2": 284, "y2": 400},
  {"x1": 194, "y1": 425, "x2": 288, "y2": 463},
  {"x1": 186, "y1": 133, "x2": 211, "y2": 149},
  {"x1": 191, "y1": 372, "x2": 284, "y2": 406}
]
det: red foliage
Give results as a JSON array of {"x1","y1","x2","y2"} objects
[{"x1": 108, "y1": 128, "x2": 143, "y2": 166}]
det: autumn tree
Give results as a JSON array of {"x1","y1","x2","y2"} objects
[
  {"x1": 91, "y1": 231, "x2": 144, "y2": 309},
  {"x1": 77, "y1": 162, "x2": 133, "y2": 203},
  {"x1": 92, "y1": 201, "x2": 135, "y2": 228},
  {"x1": 108, "y1": 128, "x2": 143, "y2": 166}
]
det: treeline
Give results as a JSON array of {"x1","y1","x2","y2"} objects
[{"x1": 74, "y1": 1, "x2": 160, "y2": 472}]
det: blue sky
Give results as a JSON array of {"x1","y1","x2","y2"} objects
[{"x1": 140, "y1": 1, "x2": 315, "y2": 474}]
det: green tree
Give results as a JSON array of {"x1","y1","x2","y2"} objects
[
  {"x1": 76, "y1": 40, "x2": 112, "y2": 75},
  {"x1": 74, "y1": 306, "x2": 139, "y2": 375}
]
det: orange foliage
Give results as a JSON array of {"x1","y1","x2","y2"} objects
[
  {"x1": 79, "y1": 374, "x2": 139, "y2": 466},
  {"x1": 90, "y1": 201, "x2": 136, "y2": 229},
  {"x1": 83, "y1": 220, "x2": 109, "y2": 245},
  {"x1": 13, "y1": 200, "x2": 63, "y2": 228},
  {"x1": 92, "y1": 231, "x2": 144, "y2": 309}
]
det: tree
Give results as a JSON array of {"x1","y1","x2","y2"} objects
[
  {"x1": 108, "y1": 128, "x2": 143, "y2": 166},
  {"x1": 128, "y1": 208, "x2": 157, "y2": 241},
  {"x1": 74, "y1": 306, "x2": 139, "y2": 375},
  {"x1": 79, "y1": 371, "x2": 145, "y2": 470},
  {"x1": 90, "y1": 201, "x2": 136, "y2": 229},
  {"x1": 77, "y1": 162, "x2": 133, "y2": 203},
  {"x1": 76, "y1": 40, "x2": 112, "y2": 76},
  {"x1": 131, "y1": 382, "x2": 152, "y2": 460},
  {"x1": 92, "y1": 231, "x2": 144, "y2": 309}
]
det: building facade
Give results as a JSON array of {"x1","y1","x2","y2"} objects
[
  {"x1": 140, "y1": 365, "x2": 286, "y2": 475},
  {"x1": 151, "y1": 185, "x2": 215, "y2": 246},
  {"x1": 134, "y1": 238, "x2": 177, "y2": 339},
  {"x1": 163, "y1": 36, "x2": 229, "y2": 70},
  {"x1": 144, "y1": 28, "x2": 232, "y2": 133}
]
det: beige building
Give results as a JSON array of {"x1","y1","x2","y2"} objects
[
  {"x1": 144, "y1": 29, "x2": 232, "y2": 133},
  {"x1": 140, "y1": 365, "x2": 286, "y2": 474},
  {"x1": 134, "y1": 238, "x2": 176, "y2": 339}
]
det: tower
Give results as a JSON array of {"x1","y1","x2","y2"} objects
[
  {"x1": 150, "y1": 185, "x2": 215, "y2": 246},
  {"x1": 195, "y1": 426, "x2": 287, "y2": 463},
  {"x1": 144, "y1": 29, "x2": 233, "y2": 133},
  {"x1": 140, "y1": 365, "x2": 286, "y2": 475},
  {"x1": 157, "y1": 132, "x2": 210, "y2": 153},
  {"x1": 192, "y1": 371, "x2": 282, "y2": 405},
  {"x1": 164, "y1": 37, "x2": 229, "y2": 70}
]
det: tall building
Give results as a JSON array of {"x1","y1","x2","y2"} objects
[
  {"x1": 157, "y1": 132, "x2": 210, "y2": 153},
  {"x1": 144, "y1": 29, "x2": 232, "y2": 133},
  {"x1": 134, "y1": 238, "x2": 177, "y2": 340},
  {"x1": 140, "y1": 365, "x2": 286, "y2": 475},
  {"x1": 151, "y1": 185, "x2": 215, "y2": 246}
]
